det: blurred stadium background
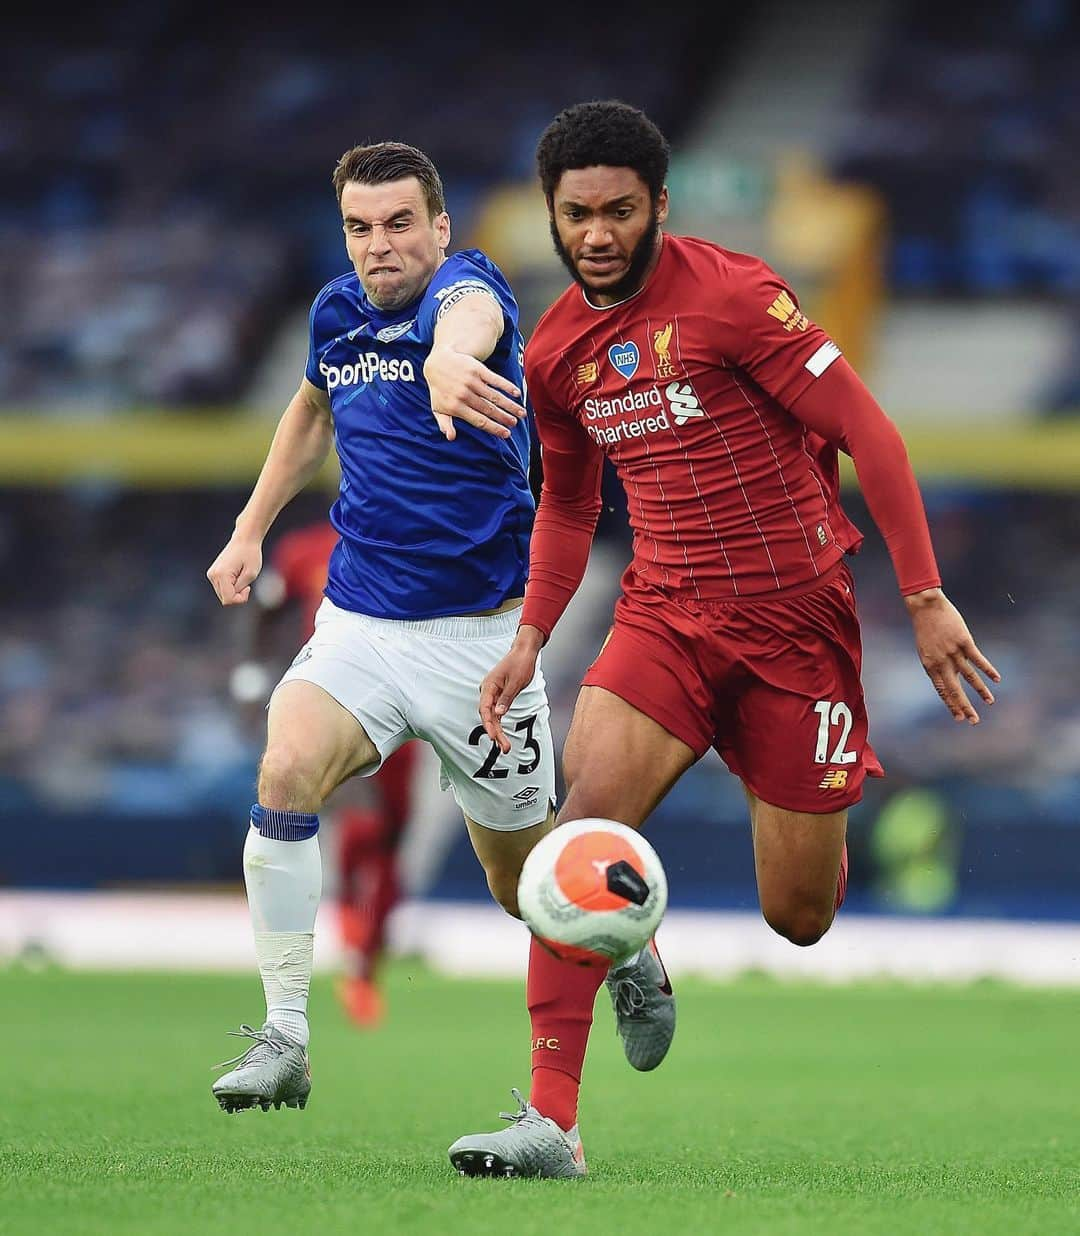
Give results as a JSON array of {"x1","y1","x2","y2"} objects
[{"x1": 2, "y1": 0, "x2": 1079, "y2": 986}]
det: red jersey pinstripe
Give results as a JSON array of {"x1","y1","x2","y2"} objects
[{"x1": 525, "y1": 235, "x2": 861, "y2": 599}]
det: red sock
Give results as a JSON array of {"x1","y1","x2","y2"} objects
[
  {"x1": 527, "y1": 937, "x2": 606, "y2": 1132},
  {"x1": 834, "y1": 842, "x2": 849, "y2": 914}
]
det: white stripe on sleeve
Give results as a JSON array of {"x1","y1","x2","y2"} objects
[{"x1": 805, "y1": 340, "x2": 842, "y2": 377}]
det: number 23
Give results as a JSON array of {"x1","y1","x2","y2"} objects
[{"x1": 469, "y1": 713, "x2": 541, "y2": 779}]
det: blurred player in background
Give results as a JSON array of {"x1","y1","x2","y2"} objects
[
  {"x1": 450, "y1": 101, "x2": 999, "y2": 1178},
  {"x1": 207, "y1": 141, "x2": 559, "y2": 1116},
  {"x1": 231, "y1": 519, "x2": 419, "y2": 1028}
]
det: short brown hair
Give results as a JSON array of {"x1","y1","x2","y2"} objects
[{"x1": 332, "y1": 141, "x2": 446, "y2": 217}]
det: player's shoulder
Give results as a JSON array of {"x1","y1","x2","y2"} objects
[
  {"x1": 666, "y1": 234, "x2": 780, "y2": 289},
  {"x1": 524, "y1": 287, "x2": 582, "y2": 394},
  {"x1": 310, "y1": 269, "x2": 361, "y2": 315},
  {"x1": 428, "y1": 248, "x2": 514, "y2": 300},
  {"x1": 421, "y1": 249, "x2": 518, "y2": 332},
  {"x1": 527, "y1": 282, "x2": 586, "y2": 365}
]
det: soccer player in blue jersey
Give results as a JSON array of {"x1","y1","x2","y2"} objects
[{"x1": 205, "y1": 142, "x2": 557, "y2": 1113}]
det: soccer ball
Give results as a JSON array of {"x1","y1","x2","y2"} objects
[{"x1": 517, "y1": 818, "x2": 668, "y2": 967}]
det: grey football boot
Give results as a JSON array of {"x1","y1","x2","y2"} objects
[
  {"x1": 605, "y1": 939, "x2": 676, "y2": 1071},
  {"x1": 212, "y1": 1022, "x2": 311, "y2": 1113},
  {"x1": 448, "y1": 1089, "x2": 586, "y2": 1179}
]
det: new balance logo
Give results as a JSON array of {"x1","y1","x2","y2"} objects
[
  {"x1": 574, "y1": 361, "x2": 599, "y2": 386},
  {"x1": 766, "y1": 290, "x2": 809, "y2": 333},
  {"x1": 819, "y1": 770, "x2": 849, "y2": 790}
]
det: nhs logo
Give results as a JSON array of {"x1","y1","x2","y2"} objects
[{"x1": 608, "y1": 340, "x2": 639, "y2": 381}]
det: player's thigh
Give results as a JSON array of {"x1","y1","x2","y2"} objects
[
  {"x1": 465, "y1": 805, "x2": 556, "y2": 918},
  {"x1": 746, "y1": 786, "x2": 847, "y2": 917},
  {"x1": 263, "y1": 680, "x2": 380, "y2": 802},
  {"x1": 263, "y1": 600, "x2": 412, "y2": 803},
  {"x1": 560, "y1": 686, "x2": 698, "y2": 829}
]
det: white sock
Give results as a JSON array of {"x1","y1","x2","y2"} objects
[{"x1": 243, "y1": 818, "x2": 322, "y2": 1047}]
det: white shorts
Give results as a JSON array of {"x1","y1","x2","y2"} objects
[{"x1": 275, "y1": 598, "x2": 555, "y2": 832}]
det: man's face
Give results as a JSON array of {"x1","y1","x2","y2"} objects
[
  {"x1": 341, "y1": 177, "x2": 450, "y2": 311},
  {"x1": 549, "y1": 166, "x2": 668, "y2": 304}
]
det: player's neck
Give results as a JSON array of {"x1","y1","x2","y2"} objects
[{"x1": 584, "y1": 232, "x2": 665, "y2": 310}]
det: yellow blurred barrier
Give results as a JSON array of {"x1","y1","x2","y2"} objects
[{"x1": 0, "y1": 414, "x2": 1077, "y2": 489}]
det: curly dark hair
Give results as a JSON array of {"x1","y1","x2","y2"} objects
[
  {"x1": 332, "y1": 141, "x2": 445, "y2": 218},
  {"x1": 536, "y1": 101, "x2": 670, "y2": 203}
]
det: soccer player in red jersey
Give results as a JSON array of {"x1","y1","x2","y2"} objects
[
  {"x1": 448, "y1": 101, "x2": 999, "y2": 1177},
  {"x1": 238, "y1": 520, "x2": 419, "y2": 1027}
]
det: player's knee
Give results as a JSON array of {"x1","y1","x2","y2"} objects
[
  {"x1": 257, "y1": 746, "x2": 324, "y2": 814},
  {"x1": 557, "y1": 777, "x2": 613, "y2": 826},
  {"x1": 762, "y1": 901, "x2": 834, "y2": 948}
]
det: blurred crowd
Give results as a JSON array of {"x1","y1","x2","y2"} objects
[
  {"x1": 2, "y1": 3, "x2": 1077, "y2": 912},
  {"x1": 0, "y1": 2, "x2": 721, "y2": 410},
  {"x1": 1, "y1": 484, "x2": 1077, "y2": 911},
  {"x1": 836, "y1": 1, "x2": 1079, "y2": 297},
  {"x1": 834, "y1": 1, "x2": 1080, "y2": 410}
]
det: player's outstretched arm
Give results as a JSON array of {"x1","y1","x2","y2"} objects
[
  {"x1": 478, "y1": 390, "x2": 604, "y2": 752},
  {"x1": 423, "y1": 292, "x2": 527, "y2": 441},
  {"x1": 480, "y1": 625, "x2": 545, "y2": 754},
  {"x1": 788, "y1": 360, "x2": 1000, "y2": 721},
  {"x1": 206, "y1": 380, "x2": 333, "y2": 606}
]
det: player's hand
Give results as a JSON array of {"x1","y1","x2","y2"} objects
[
  {"x1": 206, "y1": 534, "x2": 263, "y2": 606},
  {"x1": 479, "y1": 630, "x2": 543, "y2": 753},
  {"x1": 423, "y1": 345, "x2": 527, "y2": 442},
  {"x1": 905, "y1": 588, "x2": 1001, "y2": 724}
]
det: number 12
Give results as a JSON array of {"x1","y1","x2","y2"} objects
[{"x1": 813, "y1": 699, "x2": 855, "y2": 765}]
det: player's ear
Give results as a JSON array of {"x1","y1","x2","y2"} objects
[
  {"x1": 655, "y1": 187, "x2": 670, "y2": 226},
  {"x1": 435, "y1": 211, "x2": 451, "y2": 250}
]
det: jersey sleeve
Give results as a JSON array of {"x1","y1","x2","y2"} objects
[
  {"x1": 789, "y1": 359, "x2": 941, "y2": 596},
  {"x1": 416, "y1": 251, "x2": 511, "y2": 343},
  {"x1": 519, "y1": 357, "x2": 604, "y2": 639},
  {"x1": 304, "y1": 292, "x2": 328, "y2": 390},
  {"x1": 724, "y1": 262, "x2": 843, "y2": 409}
]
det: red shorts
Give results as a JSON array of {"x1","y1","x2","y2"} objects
[{"x1": 581, "y1": 562, "x2": 883, "y2": 813}]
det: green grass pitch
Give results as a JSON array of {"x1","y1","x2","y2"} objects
[{"x1": 1, "y1": 964, "x2": 1076, "y2": 1235}]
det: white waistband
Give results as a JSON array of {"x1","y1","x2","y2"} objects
[{"x1": 324, "y1": 598, "x2": 523, "y2": 641}]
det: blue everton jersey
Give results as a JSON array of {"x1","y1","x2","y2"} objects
[{"x1": 304, "y1": 249, "x2": 534, "y2": 619}]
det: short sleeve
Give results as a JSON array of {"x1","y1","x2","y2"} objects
[
  {"x1": 726, "y1": 263, "x2": 843, "y2": 409},
  {"x1": 416, "y1": 252, "x2": 510, "y2": 342},
  {"x1": 304, "y1": 294, "x2": 327, "y2": 390}
]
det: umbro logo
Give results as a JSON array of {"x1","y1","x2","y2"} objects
[{"x1": 513, "y1": 786, "x2": 540, "y2": 803}]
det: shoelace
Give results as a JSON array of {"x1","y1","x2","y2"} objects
[
  {"x1": 611, "y1": 976, "x2": 648, "y2": 1019},
  {"x1": 214, "y1": 1024, "x2": 289, "y2": 1071},
  {"x1": 498, "y1": 1088, "x2": 532, "y2": 1124}
]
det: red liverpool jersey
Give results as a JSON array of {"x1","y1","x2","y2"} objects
[{"x1": 525, "y1": 235, "x2": 864, "y2": 601}]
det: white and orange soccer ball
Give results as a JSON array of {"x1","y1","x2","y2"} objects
[{"x1": 517, "y1": 818, "x2": 668, "y2": 967}]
